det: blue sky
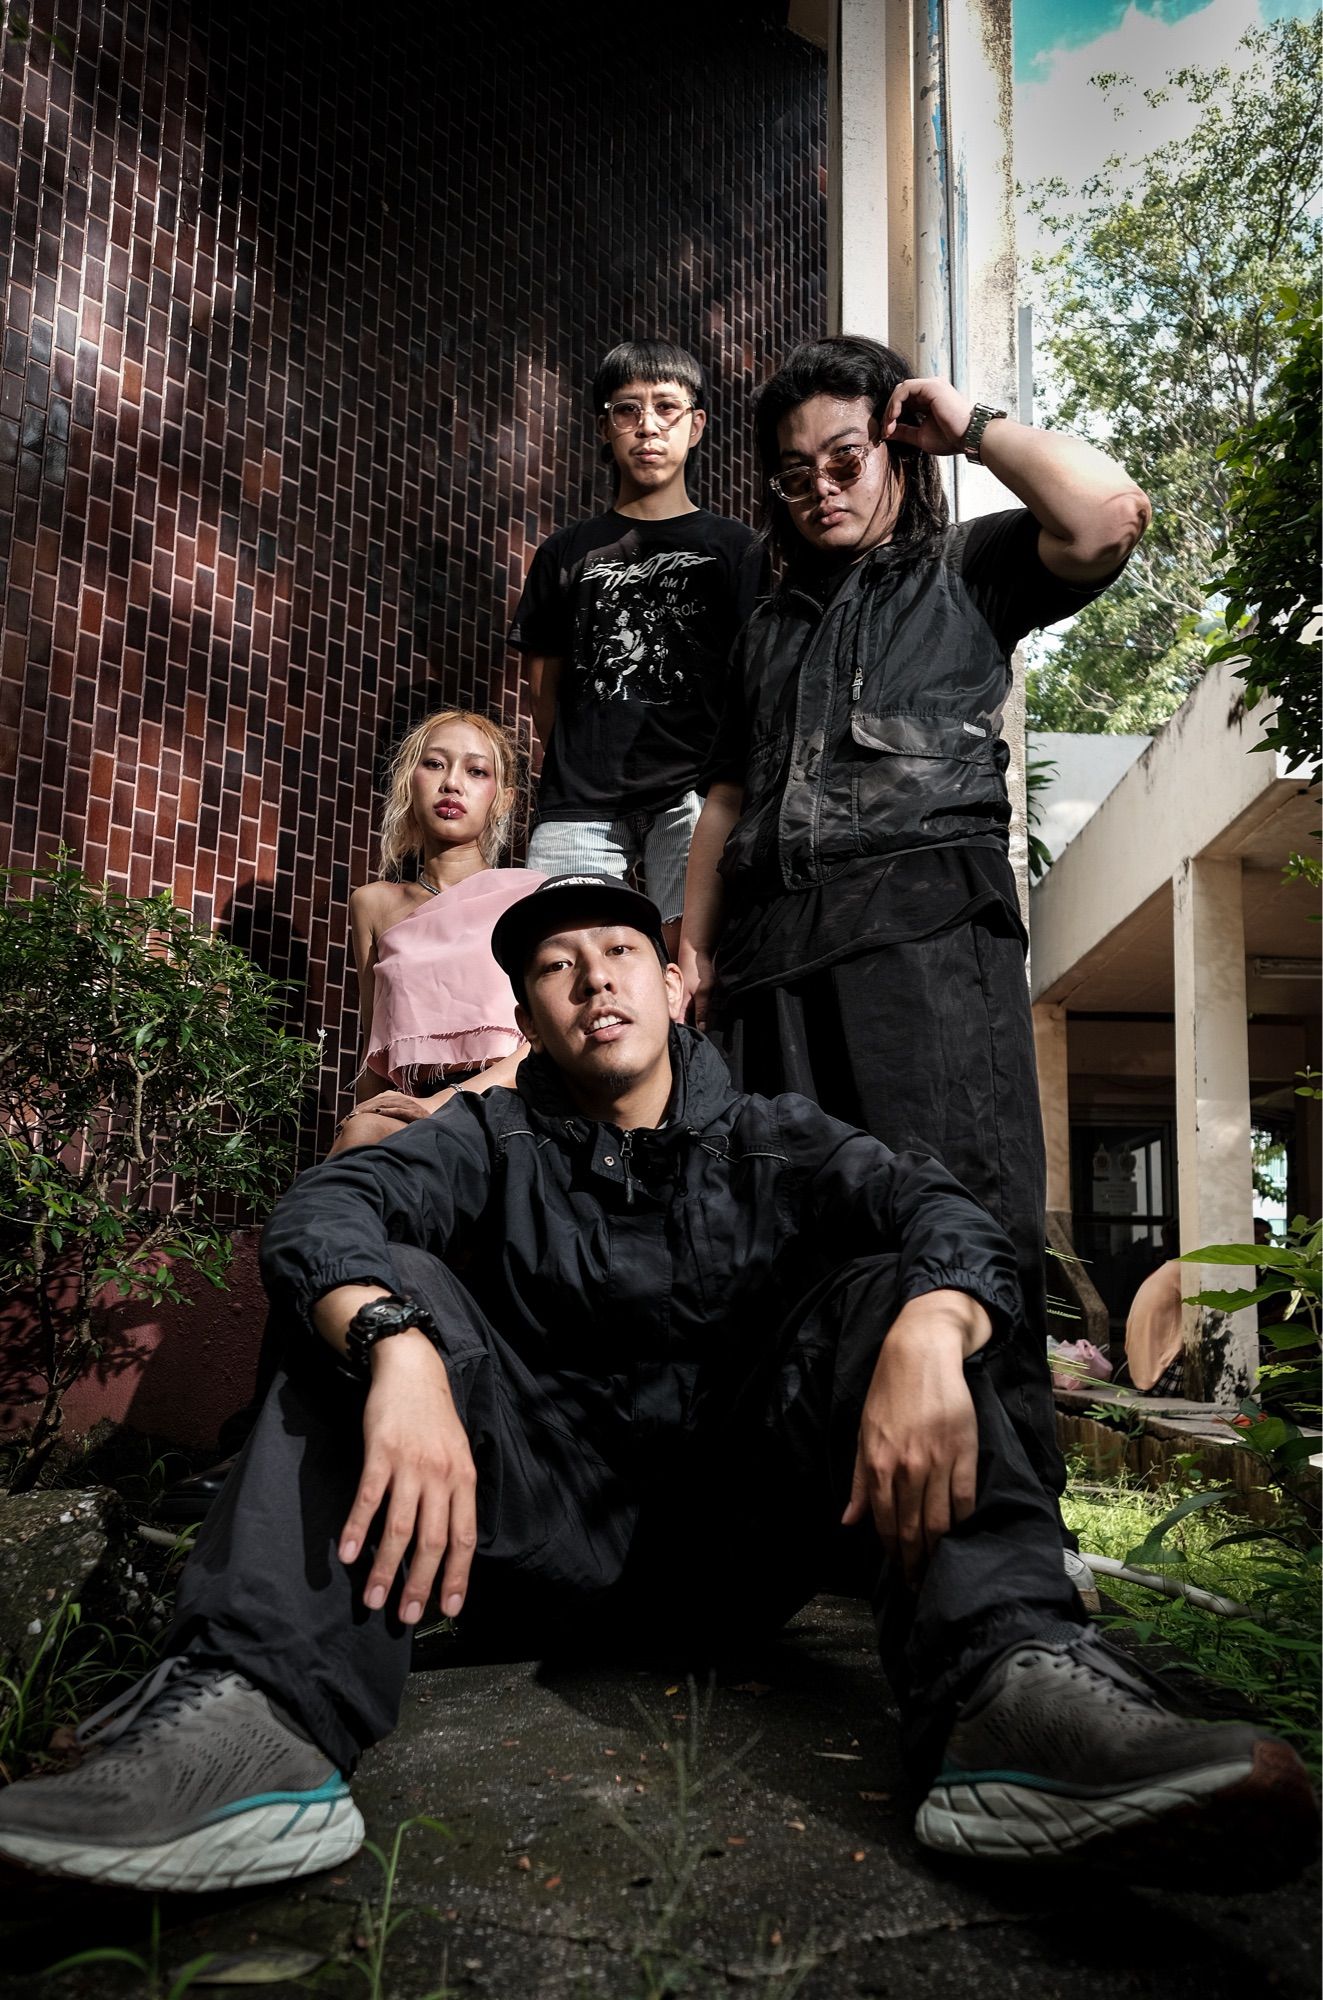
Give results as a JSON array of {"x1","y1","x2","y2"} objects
[{"x1": 1015, "y1": 0, "x2": 1318, "y2": 81}]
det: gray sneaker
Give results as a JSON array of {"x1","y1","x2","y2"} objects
[
  {"x1": 916, "y1": 1630, "x2": 1319, "y2": 1885},
  {"x1": 0, "y1": 1657, "x2": 364, "y2": 1891}
]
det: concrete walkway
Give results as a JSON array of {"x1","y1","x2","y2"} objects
[{"x1": 2, "y1": 1596, "x2": 1319, "y2": 1997}]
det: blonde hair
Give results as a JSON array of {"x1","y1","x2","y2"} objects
[{"x1": 378, "y1": 710, "x2": 518, "y2": 876}]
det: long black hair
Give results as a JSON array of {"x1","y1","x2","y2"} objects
[{"x1": 754, "y1": 335, "x2": 948, "y2": 568}]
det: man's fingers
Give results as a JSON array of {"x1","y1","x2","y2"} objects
[
  {"x1": 399, "y1": 1487, "x2": 451, "y2": 1626},
  {"x1": 951, "y1": 1430, "x2": 978, "y2": 1523},
  {"x1": 922, "y1": 1474, "x2": 952, "y2": 1563},
  {"x1": 893, "y1": 1459, "x2": 927, "y2": 1586},
  {"x1": 362, "y1": 1482, "x2": 421, "y2": 1612},
  {"x1": 868, "y1": 1458, "x2": 900, "y2": 1564},
  {"x1": 881, "y1": 381, "x2": 915, "y2": 431},
  {"x1": 339, "y1": 1456, "x2": 390, "y2": 1568},
  {"x1": 841, "y1": 1446, "x2": 870, "y2": 1527},
  {"x1": 438, "y1": 1469, "x2": 478, "y2": 1618}
]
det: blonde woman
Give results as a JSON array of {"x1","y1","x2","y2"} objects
[{"x1": 331, "y1": 710, "x2": 543, "y2": 1155}]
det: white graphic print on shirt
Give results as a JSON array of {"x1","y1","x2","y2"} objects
[{"x1": 577, "y1": 548, "x2": 717, "y2": 703}]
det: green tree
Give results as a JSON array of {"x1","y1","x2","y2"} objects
[
  {"x1": 0, "y1": 861, "x2": 319, "y2": 1489},
  {"x1": 1205, "y1": 290, "x2": 1321, "y2": 787},
  {"x1": 1024, "y1": 16, "x2": 1321, "y2": 734}
]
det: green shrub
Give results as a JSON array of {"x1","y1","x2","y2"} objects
[{"x1": 0, "y1": 859, "x2": 319, "y2": 1490}]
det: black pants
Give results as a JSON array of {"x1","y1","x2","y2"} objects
[
  {"x1": 721, "y1": 919, "x2": 1066, "y2": 1502},
  {"x1": 168, "y1": 1246, "x2": 1083, "y2": 1780}
]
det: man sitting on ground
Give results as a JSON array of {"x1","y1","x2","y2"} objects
[{"x1": 0, "y1": 877, "x2": 1314, "y2": 1892}]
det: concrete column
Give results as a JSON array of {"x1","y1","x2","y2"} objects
[
  {"x1": 826, "y1": 0, "x2": 892, "y2": 339},
  {"x1": 820, "y1": 0, "x2": 1027, "y2": 915},
  {"x1": 943, "y1": 0, "x2": 1016, "y2": 518},
  {"x1": 1172, "y1": 856, "x2": 1258, "y2": 1400},
  {"x1": 1033, "y1": 1002, "x2": 1071, "y2": 1217}
]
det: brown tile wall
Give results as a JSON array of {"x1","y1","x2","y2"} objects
[{"x1": 0, "y1": 0, "x2": 826, "y2": 1160}]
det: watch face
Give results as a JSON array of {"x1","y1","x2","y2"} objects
[{"x1": 359, "y1": 1301, "x2": 419, "y2": 1338}]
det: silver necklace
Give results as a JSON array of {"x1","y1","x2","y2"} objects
[{"x1": 417, "y1": 872, "x2": 440, "y2": 896}]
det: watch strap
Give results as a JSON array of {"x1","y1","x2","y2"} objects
[
  {"x1": 961, "y1": 401, "x2": 1008, "y2": 464},
  {"x1": 341, "y1": 1295, "x2": 439, "y2": 1380}
]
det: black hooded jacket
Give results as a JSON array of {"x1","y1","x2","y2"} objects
[{"x1": 260, "y1": 1028, "x2": 1021, "y2": 1465}]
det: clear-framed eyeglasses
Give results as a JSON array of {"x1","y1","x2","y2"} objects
[
  {"x1": 602, "y1": 395, "x2": 697, "y2": 435},
  {"x1": 769, "y1": 440, "x2": 880, "y2": 503}
]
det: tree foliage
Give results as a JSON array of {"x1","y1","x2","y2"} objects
[
  {"x1": 0, "y1": 862, "x2": 319, "y2": 1489},
  {"x1": 1024, "y1": 17, "x2": 1321, "y2": 734},
  {"x1": 1205, "y1": 290, "x2": 1321, "y2": 786}
]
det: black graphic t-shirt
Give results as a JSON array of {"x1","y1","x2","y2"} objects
[{"x1": 509, "y1": 509, "x2": 765, "y2": 820}]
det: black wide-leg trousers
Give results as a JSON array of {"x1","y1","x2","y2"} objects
[
  {"x1": 168, "y1": 1246, "x2": 1082, "y2": 1780},
  {"x1": 720, "y1": 918, "x2": 1067, "y2": 1504}
]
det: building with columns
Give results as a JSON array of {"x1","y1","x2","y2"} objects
[
  {"x1": 795, "y1": 0, "x2": 1318, "y2": 1410},
  {"x1": 1030, "y1": 662, "x2": 1321, "y2": 1402}
]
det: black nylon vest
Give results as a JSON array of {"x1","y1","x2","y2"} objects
[{"x1": 720, "y1": 522, "x2": 1012, "y2": 894}]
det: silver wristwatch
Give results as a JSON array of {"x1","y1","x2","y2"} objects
[{"x1": 960, "y1": 402, "x2": 1007, "y2": 464}]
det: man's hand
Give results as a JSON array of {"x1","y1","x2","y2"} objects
[
  {"x1": 337, "y1": 1331, "x2": 478, "y2": 1626},
  {"x1": 679, "y1": 939, "x2": 717, "y2": 1034},
  {"x1": 880, "y1": 377, "x2": 976, "y2": 458},
  {"x1": 843, "y1": 1290, "x2": 992, "y2": 1587},
  {"x1": 358, "y1": 1089, "x2": 449, "y2": 1125}
]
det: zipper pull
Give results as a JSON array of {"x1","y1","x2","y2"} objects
[
  {"x1": 620, "y1": 1129, "x2": 636, "y2": 1206},
  {"x1": 850, "y1": 667, "x2": 863, "y2": 703}
]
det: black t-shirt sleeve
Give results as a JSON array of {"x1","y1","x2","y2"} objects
[
  {"x1": 508, "y1": 532, "x2": 572, "y2": 655},
  {"x1": 959, "y1": 507, "x2": 1128, "y2": 654}
]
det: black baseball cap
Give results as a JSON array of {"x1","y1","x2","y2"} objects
[{"x1": 491, "y1": 873, "x2": 669, "y2": 1003}]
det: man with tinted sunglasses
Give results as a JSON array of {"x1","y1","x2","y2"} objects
[{"x1": 679, "y1": 337, "x2": 1150, "y2": 1515}]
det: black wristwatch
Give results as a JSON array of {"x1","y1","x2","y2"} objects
[{"x1": 341, "y1": 1295, "x2": 439, "y2": 1380}]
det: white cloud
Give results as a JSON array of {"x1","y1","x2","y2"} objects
[{"x1": 1016, "y1": 0, "x2": 1267, "y2": 228}]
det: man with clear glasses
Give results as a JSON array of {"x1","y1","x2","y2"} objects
[
  {"x1": 679, "y1": 334, "x2": 1152, "y2": 1514},
  {"x1": 510, "y1": 339, "x2": 765, "y2": 952}
]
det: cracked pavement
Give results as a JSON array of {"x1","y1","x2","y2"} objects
[{"x1": 2, "y1": 1596, "x2": 1319, "y2": 1997}]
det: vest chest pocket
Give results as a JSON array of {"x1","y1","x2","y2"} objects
[{"x1": 846, "y1": 709, "x2": 998, "y2": 854}]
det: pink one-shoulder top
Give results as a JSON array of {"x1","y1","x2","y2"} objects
[{"x1": 366, "y1": 867, "x2": 545, "y2": 1090}]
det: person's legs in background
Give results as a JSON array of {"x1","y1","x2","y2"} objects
[
  {"x1": 527, "y1": 813, "x2": 641, "y2": 883},
  {"x1": 723, "y1": 917, "x2": 1065, "y2": 1504},
  {"x1": 640, "y1": 789, "x2": 704, "y2": 957}
]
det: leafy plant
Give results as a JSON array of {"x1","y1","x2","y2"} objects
[
  {"x1": 1, "y1": 1518, "x2": 196, "y2": 1784},
  {"x1": 0, "y1": 859, "x2": 319, "y2": 1490},
  {"x1": 344, "y1": 1814, "x2": 454, "y2": 2000},
  {"x1": 1, "y1": 5, "x2": 73, "y2": 61},
  {"x1": 46, "y1": 1898, "x2": 217, "y2": 1998},
  {"x1": 1024, "y1": 17, "x2": 1321, "y2": 734},
  {"x1": 1025, "y1": 756, "x2": 1057, "y2": 884},
  {"x1": 1205, "y1": 289, "x2": 1322, "y2": 786},
  {"x1": 0, "y1": 1599, "x2": 94, "y2": 1782},
  {"x1": 1183, "y1": 1216, "x2": 1322, "y2": 1454},
  {"x1": 1064, "y1": 1481, "x2": 1321, "y2": 1770},
  {"x1": 1067, "y1": 1216, "x2": 1322, "y2": 1770}
]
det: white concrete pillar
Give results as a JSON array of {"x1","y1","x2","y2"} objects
[
  {"x1": 821, "y1": 0, "x2": 1027, "y2": 915},
  {"x1": 1033, "y1": 1002, "x2": 1071, "y2": 1217},
  {"x1": 826, "y1": 0, "x2": 891, "y2": 339},
  {"x1": 1172, "y1": 856, "x2": 1258, "y2": 1400}
]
